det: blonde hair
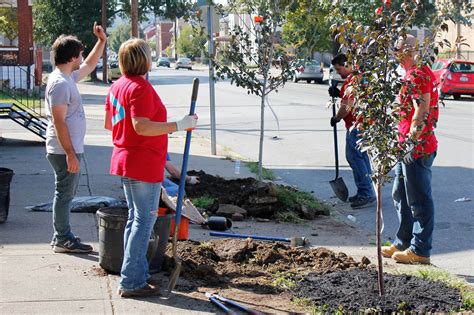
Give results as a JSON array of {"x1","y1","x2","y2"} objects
[{"x1": 118, "y1": 38, "x2": 152, "y2": 76}]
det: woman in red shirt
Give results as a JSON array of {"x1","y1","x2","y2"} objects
[{"x1": 104, "y1": 38, "x2": 197, "y2": 297}]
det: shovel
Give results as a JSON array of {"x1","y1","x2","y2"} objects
[
  {"x1": 164, "y1": 78, "x2": 199, "y2": 297},
  {"x1": 329, "y1": 80, "x2": 348, "y2": 202}
]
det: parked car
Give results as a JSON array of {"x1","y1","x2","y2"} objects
[
  {"x1": 107, "y1": 61, "x2": 121, "y2": 82},
  {"x1": 293, "y1": 60, "x2": 324, "y2": 84},
  {"x1": 157, "y1": 57, "x2": 170, "y2": 68},
  {"x1": 432, "y1": 59, "x2": 474, "y2": 100},
  {"x1": 175, "y1": 57, "x2": 192, "y2": 70}
]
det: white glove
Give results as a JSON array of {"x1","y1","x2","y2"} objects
[
  {"x1": 403, "y1": 141, "x2": 416, "y2": 165},
  {"x1": 176, "y1": 115, "x2": 198, "y2": 131},
  {"x1": 186, "y1": 176, "x2": 200, "y2": 185}
]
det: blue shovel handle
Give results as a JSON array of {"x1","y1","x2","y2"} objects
[
  {"x1": 209, "y1": 296, "x2": 238, "y2": 315},
  {"x1": 175, "y1": 78, "x2": 199, "y2": 228}
]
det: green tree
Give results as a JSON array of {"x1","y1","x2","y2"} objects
[
  {"x1": 109, "y1": 23, "x2": 144, "y2": 53},
  {"x1": 109, "y1": 24, "x2": 131, "y2": 53},
  {"x1": 214, "y1": 0, "x2": 297, "y2": 180},
  {"x1": 176, "y1": 25, "x2": 206, "y2": 59},
  {"x1": 147, "y1": 39, "x2": 157, "y2": 54},
  {"x1": 0, "y1": 7, "x2": 18, "y2": 45},
  {"x1": 33, "y1": 0, "x2": 116, "y2": 80},
  {"x1": 282, "y1": 0, "x2": 332, "y2": 58}
]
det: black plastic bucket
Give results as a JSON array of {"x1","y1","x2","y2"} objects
[
  {"x1": 97, "y1": 207, "x2": 172, "y2": 274},
  {"x1": 97, "y1": 207, "x2": 128, "y2": 273},
  {"x1": 0, "y1": 168, "x2": 14, "y2": 224}
]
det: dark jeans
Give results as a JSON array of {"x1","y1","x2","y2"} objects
[
  {"x1": 346, "y1": 129, "x2": 375, "y2": 198},
  {"x1": 392, "y1": 153, "x2": 436, "y2": 257},
  {"x1": 46, "y1": 153, "x2": 82, "y2": 242}
]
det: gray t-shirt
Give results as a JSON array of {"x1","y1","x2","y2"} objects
[{"x1": 45, "y1": 69, "x2": 86, "y2": 154}]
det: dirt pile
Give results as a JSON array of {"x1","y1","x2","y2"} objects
[
  {"x1": 162, "y1": 239, "x2": 369, "y2": 293},
  {"x1": 294, "y1": 268, "x2": 463, "y2": 312},
  {"x1": 182, "y1": 170, "x2": 329, "y2": 219}
]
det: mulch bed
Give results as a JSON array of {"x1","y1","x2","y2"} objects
[{"x1": 294, "y1": 268, "x2": 463, "y2": 312}]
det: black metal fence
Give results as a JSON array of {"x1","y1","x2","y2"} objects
[{"x1": 0, "y1": 65, "x2": 45, "y2": 117}]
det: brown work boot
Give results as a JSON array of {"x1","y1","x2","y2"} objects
[
  {"x1": 381, "y1": 244, "x2": 401, "y2": 258},
  {"x1": 118, "y1": 284, "x2": 161, "y2": 298},
  {"x1": 392, "y1": 249, "x2": 430, "y2": 265}
]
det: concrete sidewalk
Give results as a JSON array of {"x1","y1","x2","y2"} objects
[{"x1": 0, "y1": 86, "x2": 433, "y2": 314}]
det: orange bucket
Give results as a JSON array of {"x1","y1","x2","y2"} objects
[{"x1": 158, "y1": 207, "x2": 189, "y2": 241}]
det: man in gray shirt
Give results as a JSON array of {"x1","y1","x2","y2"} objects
[{"x1": 46, "y1": 22, "x2": 106, "y2": 253}]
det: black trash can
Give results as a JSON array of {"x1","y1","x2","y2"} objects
[
  {"x1": 0, "y1": 168, "x2": 14, "y2": 224},
  {"x1": 97, "y1": 207, "x2": 172, "y2": 274},
  {"x1": 97, "y1": 207, "x2": 128, "y2": 273}
]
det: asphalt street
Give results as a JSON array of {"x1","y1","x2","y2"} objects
[{"x1": 147, "y1": 66, "x2": 474, "y2": 280}]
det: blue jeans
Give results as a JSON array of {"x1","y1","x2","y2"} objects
[
  {"x1": 120, "y1": 177, "x2": 161, "y2": 291},
  {"x1": 392, "y1": 153, "x2": 436, "y2": 257},
  {"x1": 163, "y1": 178, "x2": 178, "y2": 197},
  {"x1": 46, "y1": 153, "x2": 82, "y2": 242},
  {"x1": 345, "y1": 129, "x2": 375, "y2": 198}
]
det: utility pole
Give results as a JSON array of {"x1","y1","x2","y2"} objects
[
  {"x1": 131, "y1": 0, "x2": 138, "y2": 38},
  {"x1": 155, "y1": 16, "x2": 161, "y2": 59},
  {"x1": 174, "y1": 17, "x2": 178, "y2": 60},
  {"x1": 207, "y1": 4, "x2": 217, "y2": 155},
  {"x1": 456, "y1": 22, "x2": 461, "y2": 59},
  {"x1": 102, "y1": 0, "x2": 108, "y2": 83}
]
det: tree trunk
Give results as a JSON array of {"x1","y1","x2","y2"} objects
[
  {"x1": 375, "y1": 179, "x2": 385, "y2": 296},
  {"x1": 90, "y1": 69, "x2": 98, "y2": 81},
  {"x1": 257, "y1": 21, "x2": 277, "y2": 181},
  {"x1": 131, "y1": 0, "x2": 138, "y2": 38},
  {"x1": 258, "y1": 84, "x2": 267, "y2": 181}
]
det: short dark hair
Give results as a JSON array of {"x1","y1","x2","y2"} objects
[
  {"x1": 331, "y1": 53, "x2": 347, "y2": 66},
  {"x1": 52, "y1": 35, "x2": 84, "y2": 66}
]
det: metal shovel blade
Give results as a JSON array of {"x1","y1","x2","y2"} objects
[{"x1": 330, "y1": 177, "x2": 348, "y2": 202}]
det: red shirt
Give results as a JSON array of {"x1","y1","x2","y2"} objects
[
  {"x1": 398, "y1": 65, "x2": 439, "y2": 156},
  {"x1": 105, "y1": 75, "x2": 168, "y2": 183},
  {"x1": 340, "y1": 74, "x2": 356, "y2": 129}
]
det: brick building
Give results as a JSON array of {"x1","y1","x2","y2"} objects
[
  {"x1": 144, "y1": 20, "x2": 175, "y2": 57},
  {"x1": 0, "y1": 0, "x2": 37, "y2": 89}
]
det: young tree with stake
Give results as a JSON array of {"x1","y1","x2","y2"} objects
[{"x1": 332, "y1": 0, "x2": 451, "y2": 295}]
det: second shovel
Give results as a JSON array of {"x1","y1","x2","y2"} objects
[{"x1": 329, "y1": 83, "x2": 348, "y2": 202}]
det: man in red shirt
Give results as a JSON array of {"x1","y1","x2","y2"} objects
[
  {"x1": 382, "y1": 35, "x2": 439, "y2": 264},
  {"x1": 329, "y1": 53, "x2": 375, "y2": 208}
]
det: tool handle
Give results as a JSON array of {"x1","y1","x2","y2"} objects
[
  {"x1": 175, "y1": 78, "x2": 199, "y2": 228},
  {"x1": 209, "y1": 297, "x2": 238, "y2": 315},
  {"x1": 332, "y1": 100, "x2": 340, "y2": 179},
  {"x1": 215, "y1": 295, "x2": 264, "y2": 315},
  {"x1": 210, "y1": 231, "x2": 289, "y2": 242},
  {"x1": 190, "y1": 78, "x2": 199, "y2": 106}
]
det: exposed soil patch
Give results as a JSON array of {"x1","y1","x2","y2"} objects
[
  {"x1": 294, "y1": 268, "x2": 463, "y2": 312},
  {"x1": 162, "y1": 239, "x2": 369, "y2": 294},
  {"x1": 181, "y1": 170, "x2": 329, "y2": 219},
  {"x1": 89, "y1": 265, "x2": 108, "y2": 277}
]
